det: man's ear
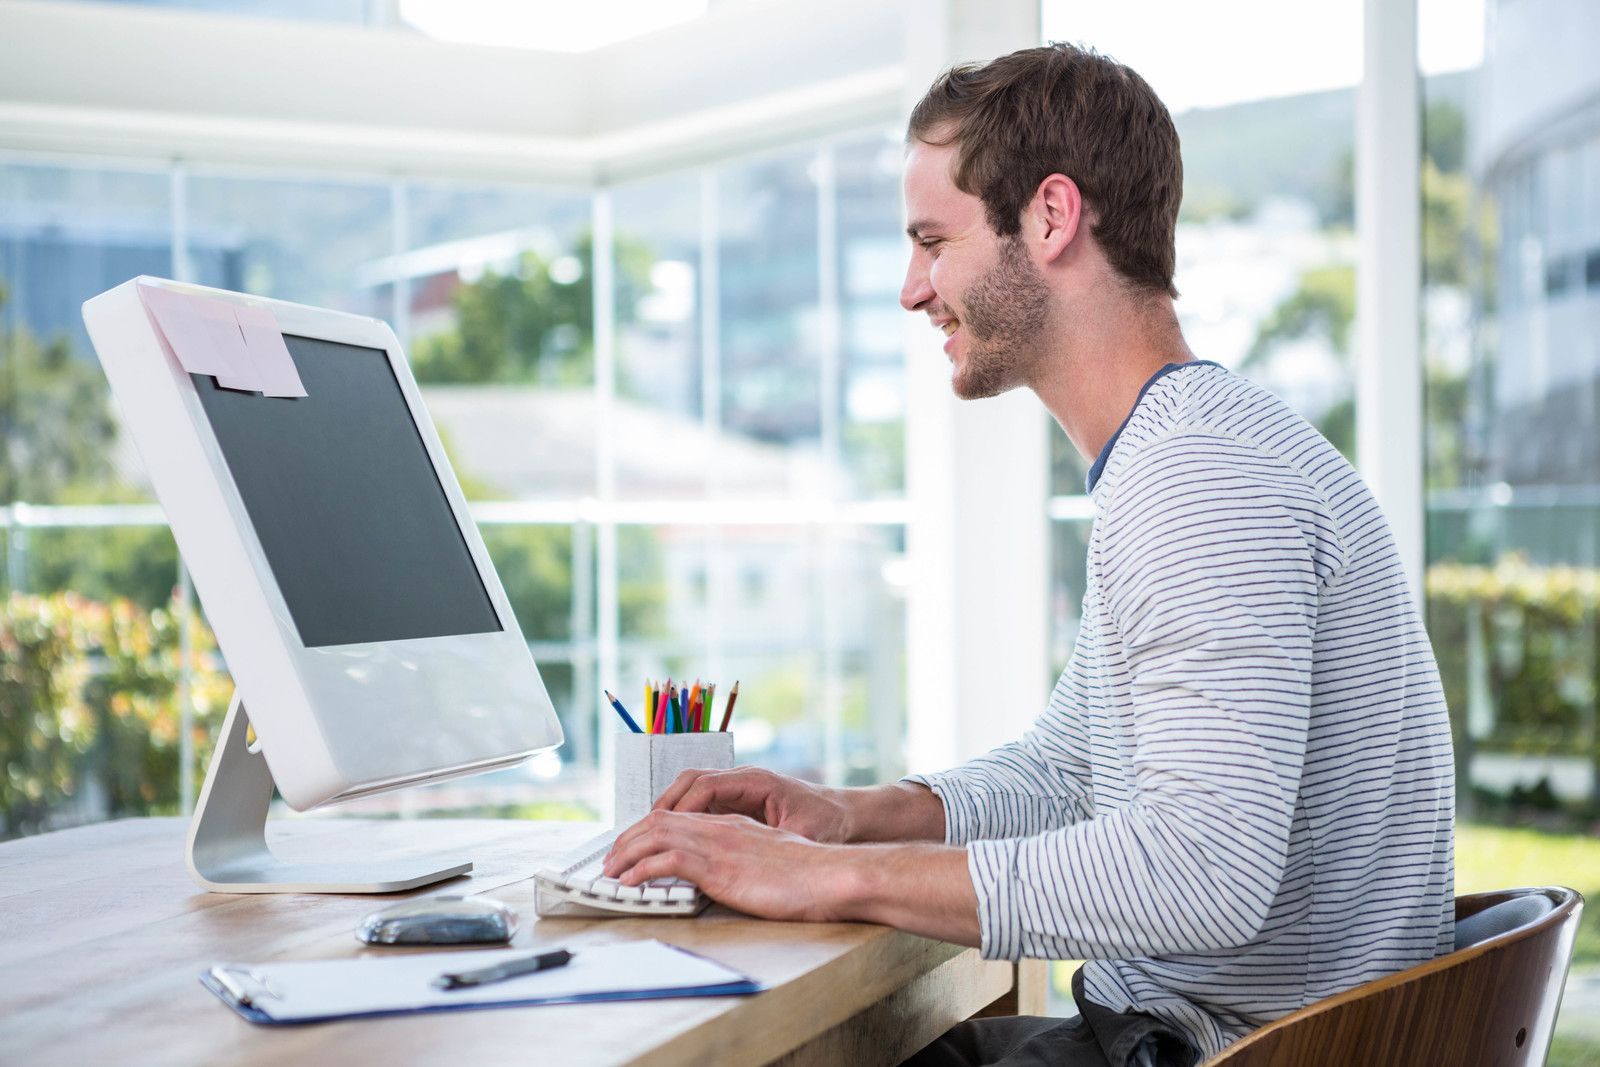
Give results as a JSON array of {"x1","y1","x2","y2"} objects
[{"x1": 1029, "y1": 174, "x2": 1083, "y2": 264}]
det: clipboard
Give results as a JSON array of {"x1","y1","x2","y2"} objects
[{"x1": 201, "y1": 939, "x2": 762, "y2": 1025}]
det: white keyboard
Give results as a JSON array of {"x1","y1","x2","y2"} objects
[{"x1": 533, "y1": 828, "x2": 709, "y2": 918}]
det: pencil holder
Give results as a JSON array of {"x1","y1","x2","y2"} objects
[{"x1": 614, "y1": 731, "x2": 735, "y2": 827}]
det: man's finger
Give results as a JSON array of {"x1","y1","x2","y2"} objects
[
  {"x1": 605, "y1": 806, "x2": 679, "y2": 868},
  {"x1": 617, "y1": 848, "x2": 709, "y2": 888},
  {"x1": 602, "y1": 813, "x2": 676, "y2": 876},
  {"x1": 604, "y1": 809, "x2": 725, "y2": 876},
  {"x1": 654, "y1": 769, "x2": 712, "y2": 811},
  {"x1": 672, "y1": 771, "x2": 752, "y2": 814}
]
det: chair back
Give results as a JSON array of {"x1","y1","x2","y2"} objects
[{"x1": 1202, "y1": 887, "x2": 1583, "y2": 1067}]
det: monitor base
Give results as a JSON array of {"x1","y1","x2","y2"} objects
[{"x1": 186, "y1": 692, "x2": 473, "y2": 894}]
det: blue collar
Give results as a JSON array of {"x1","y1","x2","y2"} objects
[{"x1": 1084, "y1": 360, "x2": 1222, "y2": 494}]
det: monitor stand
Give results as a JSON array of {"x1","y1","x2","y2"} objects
[{"x1": 185, "y1": 692, "x2": 473, "y2": 893}]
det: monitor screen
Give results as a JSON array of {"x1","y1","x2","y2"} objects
[{"x1": 192, "y1": 336, "x2": 502, "y2": 648}]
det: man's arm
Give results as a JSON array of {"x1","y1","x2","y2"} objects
[
  {"x1": 960, "y1": 435, "x2": 1320, "y2": 961},
  {"x1": 655, "y1": 695, "x2": 1100, "y2": 848}
]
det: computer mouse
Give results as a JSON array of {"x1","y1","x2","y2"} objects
[{"x1": 356, "y1": 894, "x2": 518, "y2": 946}]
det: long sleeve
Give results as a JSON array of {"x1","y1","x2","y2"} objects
[
  {"x1": 968, "y1": 433, "x2": 1330, "y2": 961},
  {"x1": 906, "y1": 661, "x2": 1098, "y2": 843}
]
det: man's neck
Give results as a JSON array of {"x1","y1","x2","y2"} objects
[{"x1": 1029, "y1": 292, "x2": 1195, "y2": 464}]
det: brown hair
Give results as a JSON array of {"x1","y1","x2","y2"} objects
[{"x1": 908, "y1": 43, "x2": 1183, "y2": 299}]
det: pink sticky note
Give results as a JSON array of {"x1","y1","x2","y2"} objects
[
  {"x1": 234, "y1": 305, "x2": 307, "y2": 398},
  {"x1": 138, "y1": 284, "x2": 262, "y2": 392},
  {"x1": 139, "y1": 284, "x2": 233, "y2": 377}
]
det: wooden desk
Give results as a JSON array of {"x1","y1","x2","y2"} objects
[{"x1": 0, "y1": 817, "x2": 1015, "y2": 1066}]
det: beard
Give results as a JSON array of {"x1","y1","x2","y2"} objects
[{"x1": 950, "y1": 236, "x2": 1051, "y2": 400}]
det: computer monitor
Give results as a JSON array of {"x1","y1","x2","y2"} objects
[{"x1": 82, "y1": 277, "x2": 563, "y2": 893}]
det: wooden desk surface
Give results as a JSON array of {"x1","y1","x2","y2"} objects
[{"x1": 0, "y1": 817, "x2": 1011, "y2": 1067}]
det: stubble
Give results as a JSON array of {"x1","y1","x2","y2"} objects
[{"x1": 951, "y1": 236, "x2": 1051, "y2": 400}]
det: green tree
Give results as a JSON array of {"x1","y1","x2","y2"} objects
[
  {"x1": 412, "y1": 231, "x2": 669, "y2": 649},
  {"x1": 0, "y1": 284, "x2": 117, "y2": 504},
  {"x1": 1, "y1": 592, "x2": 229, "y2": 837},
  {"x1": 409, "y1": 232, "x2": 655, "y2": 385},
  {"x1": 0, "y1": 283, "x2": 180, "y2": 607},
  {"x1": 1243, "y1": 100, "x2": 1481, "y2": 471}
]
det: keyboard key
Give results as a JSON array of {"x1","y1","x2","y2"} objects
[
  {"x1": 615, "y1": 884, "x2": 645, "y2": 901},
  {"x1": 642, "y1": 886, "x2": 669, "y2": 902},
  {"x1": 590, "y1": 878, "x2": 623, "y2": 899},
  {"x1": 667, "y1": 886, "x2": 697, "y2": 903}
]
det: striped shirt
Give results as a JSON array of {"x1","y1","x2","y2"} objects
[{"x1": 909, "y1": 361, "x2": 1455, "y2": 1060}]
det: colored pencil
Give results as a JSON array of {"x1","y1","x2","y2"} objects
[
  {"x1": 603, "y1": 689, "x2": 642, "y2": 733},
  {"x1": 718, "y1": 680, "x2": 740, "y2": 732}
]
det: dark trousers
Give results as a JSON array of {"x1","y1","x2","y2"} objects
[{"x1": 902, "y1": 969, "x2": 1198, "y2": 1067}]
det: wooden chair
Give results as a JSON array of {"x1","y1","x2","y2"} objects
[{"x1": 1203, "y1": 887, "x2": 1584, "y2": 1067}]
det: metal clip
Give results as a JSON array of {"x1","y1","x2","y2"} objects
[{"x1": 208, "y1": 966, "x2": 282, "y2": 1008}]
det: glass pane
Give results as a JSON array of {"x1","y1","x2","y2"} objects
[
  {"x1": 833, "y1": 523, "x2": 907, "y2": 785},
  {"x1": 1050, "y1": 431, "x2": 1090, "y2": 498},
  {"x1": 1421, "y1": 3, "x2": 1599, "y2": 1053},
  {"x1": 51, "y1": 1, "x2": 380, "y2": 26},
  {"x1": 1, "y1": 161, "x2": 171, "y2": 506},
  {"x1": 186, "y1": 170, "x2": 390, "y2": 315},
  {"x1": 836, "y1": 130, "x2": 908, "y2": 499},
  {"x1": 401, "y1": 180, "x2": 597, "y2": 500},
  {"x1": 1041, "y1": 1, "x2": 1362, "y2": 479},
  {"x1": 616, "y1": 521, "x2": 906, "y2": 785},
  {"x1": 715, "y1": 147, "x2": 822, "y2": 496},
  {"x1": 612, "y1": 173, "x2": 712, "y2": 499},
  {"x1": 1049, "y1": 517, "x2": 1093, "y2": 676},
  {"x1": 14, "y1": 523, "x2": 179, "y2": 610}
]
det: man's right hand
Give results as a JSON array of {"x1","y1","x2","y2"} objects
[{"x1": 653, "y1": 767, "x2": 855, "y2": 843}]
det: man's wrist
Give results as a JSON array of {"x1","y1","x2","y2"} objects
[
  {"x1": 843, "y1": 781, "x2": 946, "y2": 843},
  {"x1": 826, "y1": 842, "x2": 981, "y2": 945}
]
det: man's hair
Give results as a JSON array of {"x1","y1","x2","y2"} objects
[{"x1": 908, "y1": 42, "x2": 1182, "y2": 299}]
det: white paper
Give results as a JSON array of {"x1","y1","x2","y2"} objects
[{"x1": 210, "y1": 939, "x2": 751, "y2": 1022}]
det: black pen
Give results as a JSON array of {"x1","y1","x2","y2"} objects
[{"x1": 433, "y1": 948, "x2": 574, "y2": 990}]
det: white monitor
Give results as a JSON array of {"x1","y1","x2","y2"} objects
[{"x1": 81, "y1": 277, "x2": 563, "y2": 893}]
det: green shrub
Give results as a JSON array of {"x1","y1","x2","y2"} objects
[
  {"x1": 1427, "y1": 555, "x2": 1600, "y2": 808},
  {"x1": 0, "y1": 591, "x2": 230, "y2": 836},
  {"x1": 0, "y1": 594, "x2": 95, "y2": 834}
]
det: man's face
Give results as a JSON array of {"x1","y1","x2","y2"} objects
[{"x1": 900, "y1": 140, "x2": 1051, "y2": 399}]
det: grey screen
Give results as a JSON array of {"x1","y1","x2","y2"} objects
[{"x1": 192, "y1": 335, "x2": 501, "y2": 648}]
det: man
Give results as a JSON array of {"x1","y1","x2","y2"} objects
[{"x1": 603, "y1": 43, "x2": 1455, "y2": 1066}]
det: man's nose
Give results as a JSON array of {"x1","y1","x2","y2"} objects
[{"x1": 900, "y1": 256, "x2": 933, "y2": 313}]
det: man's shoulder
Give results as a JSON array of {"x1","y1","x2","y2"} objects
[{"x1": 1099, "y1": 363, "x2": 1349, "y2": 507}]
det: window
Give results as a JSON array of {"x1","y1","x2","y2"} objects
[
  {"x1": 1040, "y1": 0, "x2": 1362, "y2": 674},
  {"x1": 0, "y1": 128, "x2": 911, "y2": 837},
  {"x1": 1421, "y1": 3, "x2": 1600, "y2": 1054}
]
